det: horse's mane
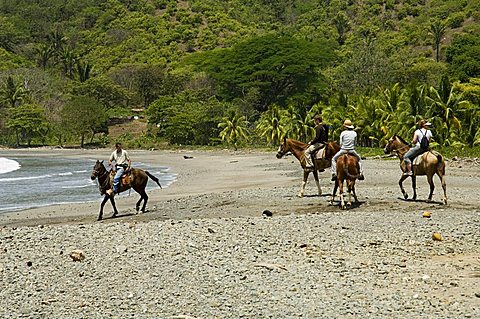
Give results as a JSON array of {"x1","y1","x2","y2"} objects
[
  {"x1": 395, "y1": 134, "x2": 410, "y2": 146},
  {"x1": 286, "y1": 138, "x2": 308, "y2": 149}
]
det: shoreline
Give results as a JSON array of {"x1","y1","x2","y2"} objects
[{"x1": 0, "y1": 148, "x2": 294, "y2": 227}]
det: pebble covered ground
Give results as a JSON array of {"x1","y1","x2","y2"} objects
[{"x1": 1, "y1": 207, "x2": 479, "y2": 318}]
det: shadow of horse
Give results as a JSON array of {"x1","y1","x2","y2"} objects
[{"x1": 90, "y1": 160, "x2": 162, "y2": 220}]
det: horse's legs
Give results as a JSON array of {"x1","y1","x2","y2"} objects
[
  {"x1": 411, "y1": 176, "x2": 417, "y2": 201},
  {"x1": 313, "y1": 170, "x2": 322, "y2": 196},
  {"x1": 298, "y1": 171, "x2": 309, "y2": 197},
  {"x1": 329, "y1": 180, "x2": 338, "y2": 205},
  {"x1": 399, "y1": 175, "x2": 409, "y2": 199},
  {"x1": 426, "y1": 174, "x2": 435, "y2": 202},
  {"x1": 98, "y1": 195, "x2": 110, "y2": 220},
  {"x1": 437, "y1": 171, "x2": 447, "y2": 205},
  {"x1": 141, "y1": 193, "x2": 148, "y2": 213},
  {"x1": 135, "y1": 191, "x2": 148, "y2": 213},
  {"x1": 339, "y1": 179, "x2": 346, "y2": 209},
  {"x1": 110, "y1": 196, "x2": 119, "y2": 217},
  {"x1": 351, "y1": 181, "x2": 358, "y2": 203}
]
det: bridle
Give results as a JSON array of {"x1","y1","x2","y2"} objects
[
  {"x1": 385, "y1": 137, "x2": 410, "y2": 156},
  {"x1": 91, "y1": 163, "x2": 111, "y2": 194}
]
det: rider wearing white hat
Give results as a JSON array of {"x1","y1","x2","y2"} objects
[{"x1": 331, "y1": 119, "x2": 365, "y2": 181}]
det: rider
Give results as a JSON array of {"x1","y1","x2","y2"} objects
[
  {"x1": 304, "y1": 114, "x2": 328, "y2": 172},
  {"x1": 403, "y1": 119, "x2": 433, "y2": 176},
  {"x1": 108, "y1": 142, "x2": 131, "y2": 194},
  {"x1": 331, "y1": 119, "x2": 365, "y2": 181}
]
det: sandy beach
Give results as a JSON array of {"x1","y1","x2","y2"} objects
[{"x1": 0, "y1": 148, "x2": 479, "y2": 318}]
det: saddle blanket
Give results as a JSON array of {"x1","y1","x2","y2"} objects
[{"x1": 314, "y1": 146, "x2": 326, "y2": 160}]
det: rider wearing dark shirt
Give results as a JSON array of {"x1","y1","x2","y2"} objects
[{"x1": 304, "y1": 115, "x2": 328, "y2": 171}]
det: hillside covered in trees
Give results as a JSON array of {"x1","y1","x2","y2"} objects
[{"x1": 1, "y1": 0, "x2": 479, "y2": 149}]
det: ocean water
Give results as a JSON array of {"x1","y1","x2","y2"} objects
[{"x1": 0, "y1": 156, "x2": 176, "y2": 213}]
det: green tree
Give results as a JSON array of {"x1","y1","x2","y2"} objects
[
  {"x1": 34, "y1": 43, "x2": 55, "y2": 70},
  {"x1": 446, "y1": 32, "x2": 480, "y2": 81},
  {"x1": 6, "y1": 103, "x2": 48, "y2": 146},
  {"x1": 188, "y1": 34, "x2": 336, "y2": 112},
  {"x1": 0, "y1": 76, "x2": 29, "y2": 108},
  {"x1": 218, "y1": 112, "x2": 250, "y2": 150},
  {"x1": 425, "y1": 76, "x2": 468, "y2": 145},
  {"x1": 256, "y1": 104, "x2": 287, "y2": 145},
  {"x1": 429, "y1": 20, "x2": 446, "y2": 63},
  {"x1": 61, "y1": 95, "x2": 108, "y2": 148},
  {"x1": 333, "y1": 11, "x2": 349, "y2": 46}
]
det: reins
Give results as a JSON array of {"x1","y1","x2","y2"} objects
[{"x1": 94, "y1": 167, "x2": 111, "y2": 194}]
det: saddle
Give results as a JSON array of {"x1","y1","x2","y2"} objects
[
  {"x1": 313, "y1": 145, "x2": 327, "y2": 160},
  {"x1": 109, "y1": 170, "x2": 133, "y2": 188},
  {"x1": 412, "y1": 150, "x2": 440, "y2": 165}
]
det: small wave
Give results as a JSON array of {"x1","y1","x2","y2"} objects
[
  {"x1": 62, "y1": 183, "x2": 95, "y2": 189},
  {"x1": 58, "y1": 172, "x2": 73, "y2": 176},
  {"x1": 0, "y1": 158, "x2": 21, "y2": 174},
  {"x1": 0, "y1": 174, "x2": 52, "y2": 182}
]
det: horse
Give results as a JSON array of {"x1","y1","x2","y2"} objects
[
  {"x1": 329, "y1": 154, "x2": 360, "y2": 209},
  {"x1": 90, "y1": 160, "x2": 162, "y2": 220},
  {"x1": 276, "y1": 137, "x2": 340, "y2": 197},
  {"x1": 384, "y1": 134, "x2": 447, "y2": 204}
]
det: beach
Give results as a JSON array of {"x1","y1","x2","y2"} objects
[{"x1": 0, "y1": 148, "x2": 479, "y2": 318}]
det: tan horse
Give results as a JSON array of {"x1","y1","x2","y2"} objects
[
  {"x1": 276, "y1": 138, "x2": 340, "y2": 197},
  {"x1": 384, "y1": 134, "x2": 447, "y2": 204},
  {"x1": 329, "y1": 154, "x2": 360, "y2": 209},
  {"x1": 91, "y1": 160, "x2": 162, "y2": 220}
]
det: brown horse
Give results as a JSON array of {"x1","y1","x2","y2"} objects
[
  {"x1": 90, "y1": 160, "x2": 162, "y2": 220},
  {"x1": 276, "y1": 138, "x2": 340, "y2": 197},
  {"x1": 329, "y1": 154, "x2": 360, "y2": 209},
  {"x1": 384, "y1": 134, "x2": 447, "y2": 204}
]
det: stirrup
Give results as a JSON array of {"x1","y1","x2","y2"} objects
[
  {"x1": 358, "y1": 174, "x2": 365, "y2": 180},
  {"x1": 331, "y1": 174, "x2": 337, "y2": 181}
]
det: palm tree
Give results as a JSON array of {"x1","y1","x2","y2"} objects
[
  {"x1": 218, "y1": 112, "x2": 250, "y2": 150},
  {"x1": 334, "y1": 11, "x2": 350, "y2": 46},
  {"x1": 0, "y1": 76, "x2": 29, "y2": 108},
  {"x1": 425, "y1": 76, "x2": 467, "y2": 145},
  {"x1": 429, "y1": 20, "x2": 446, "y2": 62},
  {"x1": 256, "y1": 104, "x2": 287, "y2": 146},
  {"x1": 34, "y1": 43, "x2": 55, "y2": 70},
  {"x1": 283, "y1": 104, "x2": 311, "y2": 142},
  {"x1": 77, "y1": 60, "x2": 94, "y2": 83},
  {"x1": 58, "y1": 47, "x2": 77, "y2": 78}
]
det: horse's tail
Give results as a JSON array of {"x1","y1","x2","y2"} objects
[
  {"x1": 433, "y1": 151, "x2": 446, "y2": 175},
  {"x1": 342, "y1": 154, "x2": 361, "y2": 179},
  {"x1": 145, "y1": 170, "x2": 162, "y2": 189}
]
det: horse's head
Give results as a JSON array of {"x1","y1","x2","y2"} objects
[
  {"x1": 91, "y1": 160, "x2": 106, "y2": 180},
  {"x1": 324, "y1": 141, "x2": 341, "y2": 159},
  {"x1": 276, "y1": 137, "x2": 290, "y2": 159},
  {"x1": 384, "y1": 134, "x2": 409, "y2": 154}
]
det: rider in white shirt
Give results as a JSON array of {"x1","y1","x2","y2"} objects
[
  {"x1": 108, "y1": 143, "x2": 131, "y2": 194},
  {"x1": 331, "y1": 119, "x2": 365, "y2": 181},
  {"x1": 403, "y1": 120, "x2": 433, "y2": 176}
]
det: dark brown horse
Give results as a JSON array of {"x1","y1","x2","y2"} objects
[
  {"x1": 329, "y1": 154, "x2": 360, "y2": 209},
  {"x1": 276, "y1": 138, "x2": 340, "y2": 197},
  {"x1": 90, "y1": 160, "x2": 162, "y2": 220},
  {"x1": 384, "y1": 134, "x2": 447, "y2": 204}
]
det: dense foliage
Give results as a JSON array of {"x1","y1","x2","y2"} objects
[{"x1": 1, "y1": 0, "x2": 479, "y2": 150}]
